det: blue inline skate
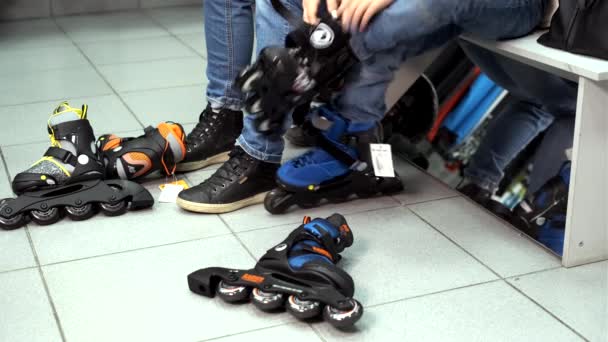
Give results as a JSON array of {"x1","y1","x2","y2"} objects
[
  {"x1": 264, "y1": 106, "x2": 404, "y2": 214},
  {"x1": 512, "y1": 161, "x2": 570, "y2": 254},
  {"x1": 187, "y1": 214, "x2": 363, "y2": 329}
]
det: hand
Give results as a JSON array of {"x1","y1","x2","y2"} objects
[
  {"x1": 303, "y1": 0, "x2": 340, "y2": 25},
  {"x1": 338, "y1": 0, "x2": 393, "y2": 32}
]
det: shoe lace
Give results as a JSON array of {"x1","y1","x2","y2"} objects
[
  {"x1": 205, "y1": 148, "x2": 250, "y2": 191},
  {"x1": 186, "y1": 108, "x2": 219, "y2": 145}
]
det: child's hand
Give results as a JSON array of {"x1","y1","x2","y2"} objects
[
  {"x1": 338, "y1": 0, "x2": 393, "y2": 32},
  {"x1": 303, "y1": 0, "x2": 339, "y2": 25}
]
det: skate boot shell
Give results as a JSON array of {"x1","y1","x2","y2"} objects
[
  {"x1": 97, "y1": 122, "x2": 186, "y2": 180},
  {"x1": 265, "y1": 106, "x2": 404, "y2": 214},
  {"x1": 187, "y1": 214, "x2": 362, "y2": 328},
  {"x1": 12, "y1": 102, "x2": 105, "y2": 195}
]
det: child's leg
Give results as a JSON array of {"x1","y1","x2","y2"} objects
[
  {"x1": 204, "y1": 0, "x2": 255, "y2": 110},
  {"x1": 338, "y1": 0, "x2": 547, "y2": 123}
]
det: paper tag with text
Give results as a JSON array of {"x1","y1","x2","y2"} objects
[
  {"x1": 158, "y1": 183, "x2": 187, "y2": 203},
  {"x1": 159, "y1": 179, "x2": 189, "y2": 191},
  {"x1": 370, "y1": 143, "x2": 395, "y2": 178}
]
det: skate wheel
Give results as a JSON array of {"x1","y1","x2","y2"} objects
[
  {"x1": 0, "y1": 199, "x2": 26, "y2": 230},
  {"x1": 264, "y1": 189, "x2": 293, "y2": 215},
  {"x1": 251, "y1": 288, "x2": 285, "y2": 311},
  {"x1": 286, "y1": 295, "x2": 321, "y2": 320},
  {"x1": 100, "y1": 200, "x2": 128, "y2": 217},
  {"x1": 65, "y1": 203, "x2": 97, "y2": 221},
  {"x1": 323, "y1": 299, "x2": 363, "y2": 329},
  {"x1": 217, "y1": 281, "x2": 251, "y2": 303},
  {"x1": 29, "y1": 207, "x2": 62, "y2": 226}
]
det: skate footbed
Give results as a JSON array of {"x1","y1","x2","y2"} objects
[{"x1": 176, "y1": 191, "x2": 268, "y2": 214}]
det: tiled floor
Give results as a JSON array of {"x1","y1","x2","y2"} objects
[{"x1": 0, "y1": 6, "x2": 606, "y2": 342}]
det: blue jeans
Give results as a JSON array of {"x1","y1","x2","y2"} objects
[
  {"x1": 238, "y1": 0, "x2": 549, "y2": 163},
  {"x1": 460, "y1": 41, "x2": 578, "y2": 192},
  {"x1": 204, "y1": 0, "x2": 254, "y2": 111}
]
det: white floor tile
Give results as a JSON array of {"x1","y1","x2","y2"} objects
[
  {"x1": 52, "y1": 0, "x2": 138, "y2": 16},
  {"x1": 0, "y1": 44, "x2": 89, "y2": 76},
  {"x1": 0, "y1": 95, "x2": 141, "y2": 146},
  {"x1": 0, "y1": 67, "x2": 112, "y2": 107},
  {"x1": 56, "y1": 11, "x2": 169, "y2": 43},
  {"x1": 0, "y1": 269, "x2": 62, "y2": 342},
  {"x1": 29, "y1": 176, "x2": 231, "y2": 264},
  {"x1": 205, "y1": 323, "x2": 322, "y2": 342},
  {"x1": 392, "y1": 157, "x2": 458, "y2": 204},
  {"x1": 221, "y1": 195, "x2": 401, "y2": 233},
  {"x1": 0, "y1": 159, "x2": 36, "y2": 272},
  {"x1": 99, "y1": 57, "x2": 205, "y2": 92},
  {"x1": 120, "y1": 85, "x2": 207, "y2": 126},
  {"x1": 238, "y1": 207, "x2": 498, "y2": 306},
  {"x1": 410, "y1": 197, "x2": 561, "y2": 277},
  {"x1": 146, "y1": 6, "x2": 204, "y2": 35},
  {"x1": 508, "y1": 261, "x2": 608, "y2": 341},
  {"x1": 0, "y1": 19, "x2": 72, "y2": 51},
  {"x1": 178, "y1": 33, "x2": 207, "y2": 58},
  {"x1": 315, "y1": 281, "x2": 582, "y2": 342},
  {"x1": 43, "y1": 236, "x2": 296, "y2": 342},
  {"x1": 79, "y1": 36, "x2": 197, "y2": 65}
]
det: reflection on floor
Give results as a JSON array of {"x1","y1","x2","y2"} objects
[{"x1": 0, "y1": 6, "x2": 605, "y2": 342}]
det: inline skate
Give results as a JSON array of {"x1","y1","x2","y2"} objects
[
  {"x1": 235, "y1": 11, "x2": 358, "y2": 134},
  {"x1": 264, "y1": 106, "x2": 404, "y2": 214},
  {"x1": 97, "y1": 122, "x2": 186, "y2": 180},
  {"x1": 511, "y1": 161, "x2": 570, "y2": 249},
  {"x1": 0, "y1": 102, "x2": 154, "y2": 230},
  {"x1": 187, "y1": 214, "x2": 363, "y2": 328}
]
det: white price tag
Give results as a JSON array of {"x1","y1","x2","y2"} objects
[
  {"x1": 158, "y1": 184, "x2": 184, "y2": 203},
  {"x1": 370, "y1": 144, "x2": 395, "y2": 178}
]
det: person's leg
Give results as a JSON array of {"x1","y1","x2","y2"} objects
[
  {"x1": 177, "y1": 0, "x2": 299, "y2": 213},
  {"x1": 178, "y1": 0, "x2": 254, "y2": 172},
  {"x1": 460, "y1": 41, "x2": 577, "y2": 192},
  {"x1": 204, "y1": 0, "x2": 254, "y2": 111},
  {"x1": 236, "y1": 0, "x2": 300, "y2": 163},
  {"x1": 338, "y1": 0, "x2": 547, "y2": 124}
]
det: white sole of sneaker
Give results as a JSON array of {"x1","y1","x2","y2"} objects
[
  {"x1": 176, "y1": 191, "x2": 269, "y2": 214},
  {"x1": 176, "y1": 151, "x2": 230, "y2": 172}
]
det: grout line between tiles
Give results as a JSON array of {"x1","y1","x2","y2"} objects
[
  {"x1": 504, "y1": 281, "x2": 590, "y2": 341},
  {"x1": 23, "y1": 226, "x2": 68, "y2": 342},
  {"x1": 0, "y1": 265, "x2": 38, "y2": 275},
  {"x1": 51, "y1": 17, "x2": 146, "y2": 130},
  {"x1": 366, "y1": 278, "x2": 502, "y2": 309},
  {"x1": 39, "y1": 231, "x2": 235, "y2": 268},
  {"x1": 218, "y1": 202, "x2": 404, "y2": 236},
  {"x1": 118, "y1": 81, "x2": 206, "y2": 95},
  {"x1": 197, "y1": 322, "x2": 298, "y2": 342},
  {"x1": 407, "y1": 208, "x2": 504, "y2": 279},
  {"x1": 507, "y1": 265, "x2": 564, "y2": 280},
  {"x1": 218, "y1": 215, "x2": 258, "y2": 262},
  {"x1": 93, "y1": 55, "x2": 204, "y2": 68},
  {"x1": 397, "y1": 194, "x2": 461, "y2": 207},
  {"x1": 140, "y1": 7, "x2": 206, "y2": 58},
  {"x1": 309, "y1": 324, "x2": 328, "y2": 342}
]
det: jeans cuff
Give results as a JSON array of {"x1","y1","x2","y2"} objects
[
  {"x1": 208, "y1": 96, "x2": 243, "y2": 112},
  {"x1": 462, "y1": 171, "x2": 499, "y2": 192},
  {"x1": 236, "y1": 135, "x2": 282, "y2": 164}
]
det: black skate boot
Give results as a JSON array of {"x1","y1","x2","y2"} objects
[
  {"x1": 177, "y1": 104, "x2": 243, "y2": 172},
  {"x1": 176, "y1": 146, "x2": 279, "y2": 213}
]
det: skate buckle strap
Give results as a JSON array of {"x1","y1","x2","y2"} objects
[
  {"x1": 316, "y1": 133, "x2": 367, "y2": 171},
  {"x1": 145, "y1": 126, "x2": 177, "y2": 176},
  {"x1": 44, "y1": 146, "x2": 76, "y2": 166}
]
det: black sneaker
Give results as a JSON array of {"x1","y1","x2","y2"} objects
[
  {"x1": 177, "y1": 146, "x2": 279, "y2": 213},
  {"x1": 176, "y1": 104, "x2": 243, "y2": 172}
]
